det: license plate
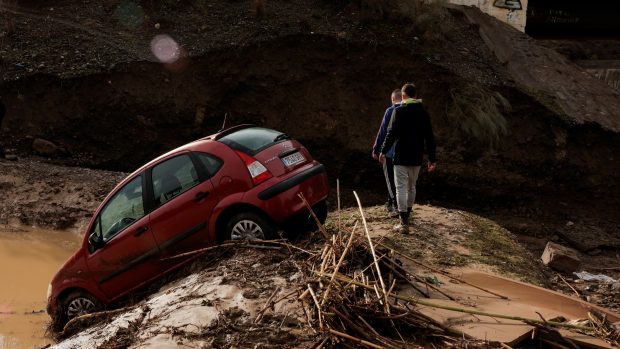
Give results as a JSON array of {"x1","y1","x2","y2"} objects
[{"x1": 282, "y1": 152, "x2": 305, "y2": 167}]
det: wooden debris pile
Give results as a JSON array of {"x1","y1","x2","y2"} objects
[
  {"x1": 296, "y1": 191, "x2": 620, "y2": 348},
  {"x1": 297, "y1": 192, "x2": 478, "y2": 348},
  {"x1": 299, "y1": 229, "x2": 468, "y2": 348}
]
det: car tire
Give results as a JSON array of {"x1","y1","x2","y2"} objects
[
  {"x1": 313, "y1": 200, "x2": 328, "y2": 225},
  {"x1": 61, "y1": 290, "x2": 102, "y2": 323},
  {"x1": 224, "y1": 212, "x2": 275, "y2": 241},
  {"x1": 302, "y1": 200, "x2": 327, "y2": 232}
]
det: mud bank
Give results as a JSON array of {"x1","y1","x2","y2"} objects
[
  {"x1": 0, "y1": 159, "x2": 125, "y2": 229},
  {"x1": 48, "y1": 205, "x2": 620, "y2": 348},
  {"x1": 1, "y1": 34, "x2": 619, "y2": 245}
]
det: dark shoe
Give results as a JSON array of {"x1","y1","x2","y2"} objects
[{"x1": 393, "y1": 212, "x2": 409, "y2": 234}]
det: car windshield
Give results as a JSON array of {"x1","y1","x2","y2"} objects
[{"x1": 218, "y1": 127, "x2": 288, "y2": 155}]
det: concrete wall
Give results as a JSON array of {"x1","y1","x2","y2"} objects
[{"x1": 448, "y1": 0, "x2": 528, "y2": 32}]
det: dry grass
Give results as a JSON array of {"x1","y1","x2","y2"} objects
[{"x1": 449, "y1": 83, "x2": 511, "y2": 148}]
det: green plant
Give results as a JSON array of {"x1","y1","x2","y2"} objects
[{"x1": 449, "y1": 84, "x2": 511, "y2": 148}]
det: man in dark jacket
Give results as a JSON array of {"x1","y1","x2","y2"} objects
[{"x1": 379, "y1": 83, "x2": 436, "y2": 233}]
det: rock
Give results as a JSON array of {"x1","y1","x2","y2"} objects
[
  {"x1": 611, "y1": 282, "x2": 620, "y2": 291},
  {"x1": 541, "y1": 242, "x2": 581, "y2": 273},
  {"x1": 32, "y1": 138, "x2": 60, "y2": 156}
]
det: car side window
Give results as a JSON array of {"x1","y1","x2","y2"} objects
[
  {"x1": 98, "y1": 176, "x2": 145, "y2": 242},
  {"x1": 195, "y1": 152, "x2": 223, "y2": 179},
  {"x1": 152, "y1": 154, "x2": 200, "y2": 207}
]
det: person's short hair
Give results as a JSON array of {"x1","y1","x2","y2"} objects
[
  {"x1": 401, "y1": 83, "x2": 416, "y2": 98},
  {"x1": 391, "y1": 89, "x2": 402, "y2": 100}
]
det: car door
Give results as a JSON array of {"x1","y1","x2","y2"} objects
[
  {"x1": 85, "y1": 175, "x2": 161, "y2": 300},
  {"x1": 147, "y1": 152, "x2": 221, "y2": 261}
]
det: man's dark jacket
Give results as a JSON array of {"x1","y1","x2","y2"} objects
[{"x1": 380, "y1": 100, "x2": 436, "y2": 166}]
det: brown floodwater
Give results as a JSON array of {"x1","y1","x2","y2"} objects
[{"x1": 0, "y1": 225, "x2": 81, "y2": 349}]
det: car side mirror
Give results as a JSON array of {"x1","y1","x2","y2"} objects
[{"x1": 88, "y1": 233, "x2": 104, "y2": 251}]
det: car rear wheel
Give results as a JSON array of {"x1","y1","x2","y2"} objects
[
  {"x1": 62, "y1": 291, "x2": 101, "y2": 321},
  {"x1": 225, "y1": 212, "x2": 275, "y2": 240},
  {"x1": 313, "y1": 200, "x2": 328, "y2": 226},
  {"x1": 299, "y1": 200, "x2": 328, "y2": 232}
]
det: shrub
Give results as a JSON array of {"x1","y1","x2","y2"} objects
[{"x1": 449, "y1": 84, "x2": 511, "y2": 148}]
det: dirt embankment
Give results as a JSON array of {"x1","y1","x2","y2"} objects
[
  {"x1": 48, "y1": 205, "x2": 620, "y2": 348},
  {"x1": 0, "y1": 158, "x2": 125, "y2": 229}
]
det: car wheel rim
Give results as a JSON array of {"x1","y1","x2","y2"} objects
[
  {"x1": 67, "y1": 297, "x2": 96, "y2": 319},
  {"x1": 231, "y1": 219, "x2": 265, "y2": 240}
]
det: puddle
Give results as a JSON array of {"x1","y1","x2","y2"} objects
[{"x1": 0, "y1": 225, "x2": 81, "y2": 349}]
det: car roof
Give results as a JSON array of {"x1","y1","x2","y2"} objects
[
  {"x1": 129, "y1": 124, "x2": 257, "y2": 178},
  {"x1": 94, "y1": 124, "x2": 260, "y2": 214}
]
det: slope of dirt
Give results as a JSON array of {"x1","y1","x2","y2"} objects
[
  {"x1": 459, "y1": 6, "x2": 620, "y2": 132},
  {"x1": 48, "y1": 205, "x2": 620, "y2": 348},
  {"x1": 53, "y1": 246, "x2": 315, "y2": 349},
  {"x1": 0, "y1": 158, "x2": 126, "y2": 229}
]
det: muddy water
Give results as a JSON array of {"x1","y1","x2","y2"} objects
[{"x1": 0, "y1": 225, "x2": 81, "y2": 349}]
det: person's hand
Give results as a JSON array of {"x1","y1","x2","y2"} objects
[
  {"x1": 428, "y1": 162, "x2": 436, "y2": 172},
  {"x1": 379, "y1": 153, "x2": 386, "y2": 164},
  {"x1": 372, "y1": 153, "x2": 378, "y2": 160}
]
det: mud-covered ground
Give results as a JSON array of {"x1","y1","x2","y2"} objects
[
  {"x1": 0, "y1": 157, "x2": 125, "y2": 230},
  {"x1": 48, "y1": 205, "x2": 620, "y2": 348},
  {"x1": 0, "y1": 156, "x2": 617, "y2": 347}
]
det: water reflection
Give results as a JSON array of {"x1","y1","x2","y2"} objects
[{"x1": 0, "y1": 225, "x2": 81, "y2": 349}]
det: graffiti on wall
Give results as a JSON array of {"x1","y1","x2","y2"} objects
[{"x1": 493, "y1": 0, "x2": 522, "y2": 10}]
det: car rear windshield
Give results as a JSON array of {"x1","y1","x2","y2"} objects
[{"x1": 218, "y1": 127, "x2": 289, "y2": 155}]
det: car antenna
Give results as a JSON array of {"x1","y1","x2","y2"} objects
[{"x1": 219, "y1": 113, "x2": 228, "y2": 132}]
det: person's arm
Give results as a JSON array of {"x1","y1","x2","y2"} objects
[
  {"x1": 423, "y1": 108, "x2": 437, "y2": 171},
  {"x1": 380, "y1": 108, "x2": 399, "y2": 158},
  {"x1": 372, "y1": 107, "x2": 392, "y2": 157}
]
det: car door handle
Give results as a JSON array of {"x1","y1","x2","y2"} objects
[
  {"x1": 133, "y1": 226, "x2": 149, "y2": 237},
  {"x1": 194, "y1": 191, "x2": 210, "y2": 202}
]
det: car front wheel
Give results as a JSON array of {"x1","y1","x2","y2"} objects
[
  {"x1": 225, "y1": 212, "x2": 275, "y2": 241},
  {"x1": 62, "y1": 291, "x2": 101, "y2": 321}
]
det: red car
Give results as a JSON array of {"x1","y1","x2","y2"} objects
[{"x1": 46, "y1": 125, "x2": 328, "y2": 325}]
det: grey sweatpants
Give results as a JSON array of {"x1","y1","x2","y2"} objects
[{"x1": 393, "y1": 165, "x2": 421, "y2": 213}]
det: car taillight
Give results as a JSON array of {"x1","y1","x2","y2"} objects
[{"x1": 235, "y1": 151, "x2": 273, "y2": 186}]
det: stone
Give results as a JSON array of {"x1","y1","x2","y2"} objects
[
  {"x1": 541, "y1": 242, "x2": 581, "y2": 273},
  {"x1": 32, "y1": 138, "x2": 59, "y2": 156}
]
